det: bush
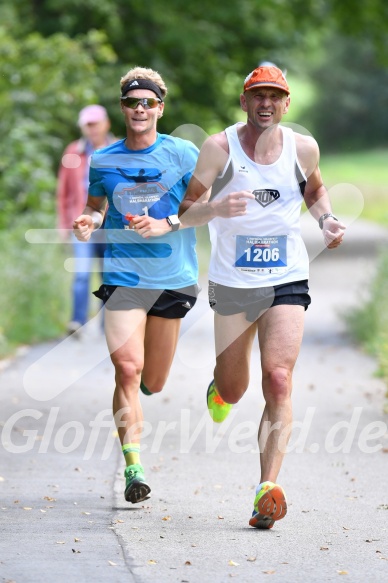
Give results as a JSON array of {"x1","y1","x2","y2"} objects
[
  {"x1": 345, "y1": 250, "x2": 388, "y2": 384},
  {"x1": 0, "y1": 212, "x2": 71, "y2": 357}
]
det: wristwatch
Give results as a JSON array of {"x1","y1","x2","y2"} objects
[
  {"x1": 166, "y1": 214, "x2": 181, "y2": 232},
  {"x1": 319, "y1": 213, "x2": 338, "y2": 230}
]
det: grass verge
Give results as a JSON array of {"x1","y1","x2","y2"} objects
[
  {"x1": 344, "y1": 250, "x2": 388, "y2": 404},
  {"x1": 0, "y1": 212, "x2": 71, "y2": 358}
]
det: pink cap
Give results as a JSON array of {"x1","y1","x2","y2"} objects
[{"x1": 78, "y1": 104, "x2": 108, "y2": 126}]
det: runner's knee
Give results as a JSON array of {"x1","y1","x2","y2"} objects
[
  {"x1": 262, "y1": 367, "x2": 292, "y2": 404},
  {"x1": 112, "y1": 358, "x2": 143, "y2": 389}
]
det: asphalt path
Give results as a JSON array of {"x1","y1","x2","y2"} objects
[{"x1": 1, "y1": 217, "x2": 388, "y2": 583}]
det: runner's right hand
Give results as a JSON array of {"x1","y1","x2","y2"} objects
[
  {"x1": 213, "y1": 191, "x2": 255, "y2": 218},
  {"x1": 73, "y1": 215, "x2": 94, "y2": 241}
]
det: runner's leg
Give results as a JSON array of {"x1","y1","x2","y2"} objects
[
  {"x1": 141, "y1": 316, "x2": 181, "y2": 393},
  {"x1": 257, "y1": 304, "x2": 304, "y2": 482},
  {"x1": 104, "y1": 308, "x2": 147, "y2": 445},
  {"x1": 213, "y1": 312, "x2": 257, "y2": 404}
]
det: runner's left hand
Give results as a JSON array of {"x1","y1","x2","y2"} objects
[
  {"x1": 323, "y1": 218, "x2": 346, "y2": 249},
  {"x1": 131, "y1": 215, "x2": 171, "y2": 238}
]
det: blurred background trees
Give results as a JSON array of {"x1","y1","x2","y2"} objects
[{"x1": 0, "y1": 0, "x2": 387, "y2": 352}]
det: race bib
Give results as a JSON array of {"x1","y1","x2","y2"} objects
[{"x1": 235, "y1": 235, "x2": 287, "y2": 273}]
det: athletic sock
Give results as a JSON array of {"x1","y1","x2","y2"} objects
[
  {"x1": 140, "y1": 380, "x2": 153, "y2": 396},
  {"x1": 122, "y1": 443, "x2": 141, "y2": 467}
]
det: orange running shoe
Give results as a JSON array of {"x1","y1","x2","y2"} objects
[{"x1": 249, "y1": 481, "x2": 287, "y2": 529}]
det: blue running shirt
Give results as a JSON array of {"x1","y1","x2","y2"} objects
[{"x1": 89, "y1": 135, "x2": 199, "y2": 288}]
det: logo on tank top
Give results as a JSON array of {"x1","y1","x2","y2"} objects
[
  {"x1": 253, "y1": 189, "x2": 280, "y2": 208},
  {"x1": 239, "y1": 165, "x2": 249, "y2": 173}
]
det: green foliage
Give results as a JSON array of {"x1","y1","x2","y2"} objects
[
  {"x1": 299, "y1": 35, "x2": 388, "y2": 152},
  {"x1": 329, "y1": 0, "x2": 388, "y2": 62},
  {"x1": 345, "y1": 251, "x2": 388, "y2": 384},
  {"x1": 0, "y1": 26, "x2": 116, "y2": 228},
  {"x1": 319, "y1": 149, "x2": 388, "y2": 226},
  {"x1": 6, "y1": 0, "x2": 328, "y2": 134},
  {"x1": 0, "y1": 213, "x2": 72, "y2": 357}
]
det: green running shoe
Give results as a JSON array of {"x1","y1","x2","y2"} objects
[
  {"x1": 249, "y1": 481, "x2": 287, "y2": 529},
  {"x1": 124, "y1": 463, "x2": 151, "y2": 503},
  {"x1": 207, "y1": 380, "x2": 232, "y2": 423},
  {"x1": 140, "y1": 380, "x2": 153, "y2": 396}
]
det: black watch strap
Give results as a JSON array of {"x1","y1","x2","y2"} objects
[{"x1": 319, "y1": 213, "x2": 338, "y2": 230}]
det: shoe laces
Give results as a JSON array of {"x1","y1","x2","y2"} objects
[{"x1": 126, "y1": 466, "x2": 141, "y2": 479}]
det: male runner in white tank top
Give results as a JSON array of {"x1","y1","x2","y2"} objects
[{"x1": 179, "y1": 65, "x2": 345, "y2": 529}]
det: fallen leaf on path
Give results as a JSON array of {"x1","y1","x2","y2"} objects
[
  {"x1": 74, "y1": 538, "x2": 81, "y2": 543},
  {"x1": 337, "y1": 571, "x2": 348, "y2": 575},
  {"x1": 72, "y1": 549, "x2": 81, "y2": 554},
  {"x1": 320, "y1": 547, "x2": 329, "y2": 551},
  {"x1": 262, "y1": 570, "x2": 276, "y2": 575},
  {"x1": 43, "y1": 496, "x2": 56, "y2": 502},
  {"x1": 81, "y1": 512, "x2": 91, "y2": 515},
  {"x1": 162, "y1": 515, "x2": 171, "y2": 521},
  {"x1": 116, "y1": 519, "x2": 124, "y2": 523},
  {"x1": 22, "y1": 507, "x2": 32, "y2": 510},
  {"x1": 56, "y1": 541, "x2": 65, "y2": 545},
  {"x1": 228, "y1": 560, "x2": 239, "y2": 566},
  {"x1": 218, "y1": 515, "x2": 224, "y2": 520},
  {"x1": 185, "y1": 561, "x2": 192, "y2": 565},
  {"x1": 108, "y1": 561, "x2": 116, "y2": 566},
  {"x1": 247, "y1": 557, "x2": 256, "y2": 562},
  {"x1": 342, "y1": 527, "x2": 350, "y2": 530},
  {"x1": 147, "y1": 559, "x2": 157, "y2": 565},
  {"x1": 0, "y1": 477, "x2": 5, "y2": 482}
]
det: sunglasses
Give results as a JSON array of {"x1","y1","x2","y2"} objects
[{"x1": 121, "y1": 97, "x2": 162, "y2": 109}]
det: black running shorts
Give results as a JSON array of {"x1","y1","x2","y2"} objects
[
  {"x1": 93, "y1": 284, "x2": 199, "y2": 319},
  {"x1": 208, "y1": 280, "x2": 311, "y2": 322}
]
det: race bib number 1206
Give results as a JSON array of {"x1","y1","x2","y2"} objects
[{"x1": 235, "y1": 235, "x2": 287, "y2": 273}]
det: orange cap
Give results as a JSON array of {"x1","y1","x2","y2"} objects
[{"x1": 243, "y1": 66, "x2": 290, "y2": 95}]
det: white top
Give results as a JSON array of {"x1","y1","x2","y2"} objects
[{"x1": 208, "y1": 123, "x2": 309, "y2": 288}]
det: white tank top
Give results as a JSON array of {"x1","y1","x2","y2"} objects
[{"x1": 208, "y1": 123, "x2": 309, "y2": 288}]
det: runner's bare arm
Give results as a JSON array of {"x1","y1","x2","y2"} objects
[
  {"x1": 179, "y1": 133, "x2": 254, "y2": 226},
  {"x1": 296, "y1": 134, "x2": 345, "y2": 248}
]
